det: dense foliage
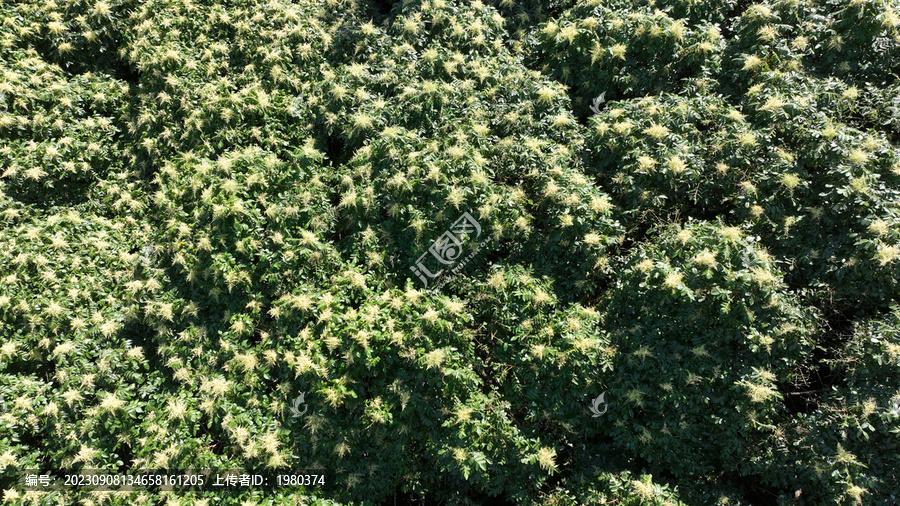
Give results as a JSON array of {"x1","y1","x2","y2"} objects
[{"x1": 0, "y1": 0, "x2": 898, "y2": 504}]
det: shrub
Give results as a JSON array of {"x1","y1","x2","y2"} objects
[
  {"x1": 1, "y1": 0, "x2": 898, "y2": 503},
  {"x1": 752, "y1": 306, "x2": 900, "y2": 504},
  {"x1": 0, "y1": 52, "x2": 128, "y2": 206},
  {"x1": 598, "y1": 220, "x2": 819, "y2": 480},
  {"x1": 535, "y1": 2, "x2": 723, "y2": 112}
]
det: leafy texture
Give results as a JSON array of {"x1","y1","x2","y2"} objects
[{"x1": 0, "y1": 0, "x2": 898, "y2": 504}]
